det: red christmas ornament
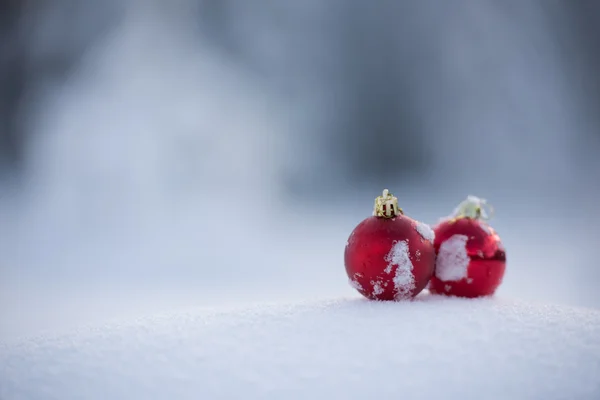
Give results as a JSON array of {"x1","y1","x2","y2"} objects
[
  {"x1": 429, "y1": 196, "x2": 506, "y2": 298},
  {"x1": 345, "y1": 189, "x2": 436, "y2": 301}
]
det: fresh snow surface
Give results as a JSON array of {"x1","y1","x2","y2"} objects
[{"x1": 1, "y1": 296, "x2": 599, "y2": 400}]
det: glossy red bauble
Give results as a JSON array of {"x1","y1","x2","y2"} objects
[
  {"x1": 429, "y1": 216, "x2": 506, "y2": 298},
  {"x1": 345, "y1": 196, "x2": 436, "y2": 301}
]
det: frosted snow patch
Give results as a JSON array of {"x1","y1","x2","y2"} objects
[
  {"x1": 436, "y1": 234, "x2": 470, "y2": 281},
  {"x1": 384, "y1": 240, "x2": 415, "y2": 300},
  {"x1": 371, "y1": 281, "x2": 384, "y2": 296},
  {"x1": 415, "y1": 221, "x2": 435, "y2": 243},
  {"x1": 479, "y1": 222, "x2": 493, "y2": 235},
  {"x1": 384, "y1": 263, "x2": 393, "y2": 274},
  {"x1": 348, "y1": 278, "x2": 363, "y2": 291}
]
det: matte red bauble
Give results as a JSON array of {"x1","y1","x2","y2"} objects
[
  {"x1": 429, "y1": 196, "x2": 506, "y2": 298},
  {"x1": 344, "y1": 189, "x2": 436, "y2": 301}
]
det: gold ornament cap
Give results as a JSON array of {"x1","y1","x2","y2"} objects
[
  {"x1": 450, "y1": 195, "x2": 494, "y2": 221},
  {"x1": 373, "y1": 189, "x2": 403, "y2": 218}
]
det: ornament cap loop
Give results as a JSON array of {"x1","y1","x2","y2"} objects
[
  {"x1": 451, "y1": 195, "x2": 494, "y2": 221},
  {"x1": 373, "y1": 189, "x2": 403, "y2": 218}
]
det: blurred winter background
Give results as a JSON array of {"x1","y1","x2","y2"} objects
[{"x1": 1, "y1": 0, "x2": 599, "y2": 339}]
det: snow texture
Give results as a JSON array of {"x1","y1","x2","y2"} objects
[
  {"x1": 348, "y1": 278, "x2": 363, "y2": 291},
  {"x1": 415, "y1": 221, "x2": 435, "y2": 243},
  {"x1": 1, "y1": 297, "x2": 599, "y2": 400},
  {"x1": 371, "y1": 280, "x2": 384, "y2": 296},
  {"x1": 436, "y1": 234, "x2": 470, "y2": 281},
  {"x1": 479, "y1": 221, "x2": 493, "y2": 235},
  {"x1": 384, "y1": 240, "x2": 415, "y2": 299}
]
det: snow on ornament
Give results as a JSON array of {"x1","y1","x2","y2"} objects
[
  {"x1": 344, "y1": 189, "x2": 436, "y2": 301},
  {"x1": 429, "y1": 196, "x2": 506, "y2": 298}
]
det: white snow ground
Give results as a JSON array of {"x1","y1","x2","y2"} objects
[{"x1": 1, "y1": 295, "x2": 599, "y2": 400}]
